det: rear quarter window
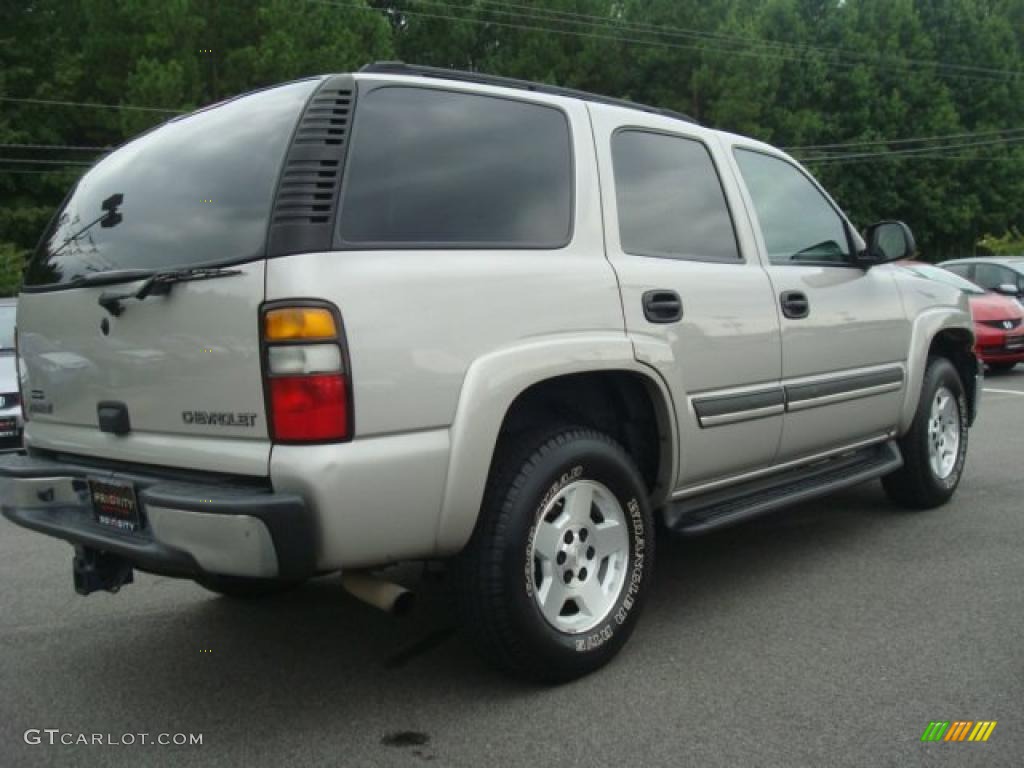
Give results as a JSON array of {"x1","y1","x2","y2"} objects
[{"x1": 337, "y1": 86, "x2": 573, "y2": 248}]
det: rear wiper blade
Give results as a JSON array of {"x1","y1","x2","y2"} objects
[
  {"x1": 71, "y1": 268, "x2": 156, "y2": 288},
  {"x1": 97, "y1": 266, "x2": 243, "y2": 317}
]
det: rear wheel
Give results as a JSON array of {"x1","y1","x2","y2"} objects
[
  {"x1": 883, "y1": 356, "x2": 968, "y2": 509},
  {"x1": 194, "y1": 574, "x2": 302, "y2": 599},
  {"x1": 455, "y1": 426, "x2": 654, "y2": 682}
]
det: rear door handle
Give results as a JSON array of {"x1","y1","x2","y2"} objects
[
  {"x1": 780, "y1": 290, "x2": 810, "y2": 319},
  {"x1": 642, "y1": 290, "x2": 683, "y2": 323}
]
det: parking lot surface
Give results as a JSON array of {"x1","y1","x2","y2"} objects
[{"x1": 1, "y1": 371, "x2": 1022, "y2": 767}]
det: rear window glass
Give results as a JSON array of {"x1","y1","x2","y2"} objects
[
  {"x1": 338, "y1": 86, "x2": 573, "y2": 248},
  {"x1": 26, "y1": 79, "x2": 319, "y2": 288},
  {"x1": 611, "y1": 130, "x2": 740, "y2": 262}
]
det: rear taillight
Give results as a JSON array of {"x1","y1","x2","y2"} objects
[{"x1": 262, "y1": 304, "x2": 351, "y2": 443}]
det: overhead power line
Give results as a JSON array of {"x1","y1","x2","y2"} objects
[
  {"x1": 0, "y1": 157, "x2": 95, "y2": 166},
  {"x1": 0, "y1": 1, "x2": 1016, "y2": 128},
  {"x1": 0, "y1": 142, "x2": 112, "y2": 151},
  {"x1": 471, "y1": 0, "x2": 1024, "y2": 81},
  {"x1": 315, "y1": 0, "x2": 1024, "y2": 84},
  {"x1": 806, "y1": 154, "x2": 1018, "y2": 166},
  {"x1": 802, "y1": 138, "x2": 1024, "y2": 165},
  {"x1": 0, "y1": 167, "x2": 86, "y2": 175},
  {"x1": 810, "y1": 134, "x2": 1024, "y2": 159},
  {"x1": 0, "y1": 95, "x2": 184, "y2": 114},
  {"x1": 786, "y1": 127, "x2": 1024, "y2": 151},
  {"x1": 306, "y1": 0, "x2": 847, "y2": 75}
]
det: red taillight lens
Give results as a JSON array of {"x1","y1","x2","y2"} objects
[
  {"x1": 269, "y1": 374, "x2": 349, "y2": 441},
  {"x1": 262, "y1": 302, "x2": 351, "y2": 443}
]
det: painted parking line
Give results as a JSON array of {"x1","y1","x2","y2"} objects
[{"x1": 983, "y1": 388, "x2": 1024, "y2": 396}]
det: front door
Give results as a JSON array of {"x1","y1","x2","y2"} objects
[{"x1": 727, "y1": 145, "x2": 911, "y2": 461}]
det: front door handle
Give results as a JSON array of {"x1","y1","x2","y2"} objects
[
  {"x1": 643, "y1": 290, "x2": 683, "y2": 323},
  {"x1": 780, "y1": 290, "x2": 810, "y2": 319}
]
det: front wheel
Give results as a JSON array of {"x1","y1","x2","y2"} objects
[
  {"x1": 882, "y1": 356, "x2": 969, "y2": 509},
  {"x1": 455, "y1": 426, "x2": 655, "y2": 682}
]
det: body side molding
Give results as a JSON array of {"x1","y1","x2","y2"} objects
[{"x1": 690, "y1": 363, "x2": 906, "y2": 428}]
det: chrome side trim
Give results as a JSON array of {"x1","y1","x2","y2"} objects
[
  {"x1": 671, "y1": 433, "x2": 894, "y2": 499},
  {"x1": 699, "y1": 403, "x2": 785, "y2": 427},
  {"x1": 691, "y1": 363, "x2": 907, "y2": 428},
  {"x1": 784, "y1": 364, "x2": 905, "y2": 413},
  {"x1": 786, "y1": 380, "x2": 904, "y2": 412},
  {"x1": 692, "y1": 386, "x2": 785, "y2": 428}
]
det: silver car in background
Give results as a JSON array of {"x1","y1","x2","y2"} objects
[{"x1": 0, "y1": 299, "x2": 23, "y2": 450}]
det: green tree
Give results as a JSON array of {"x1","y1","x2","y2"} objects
[
  {"x1": 0, "y1": 242, "x2": 26, "y2": 297},
  {"x1": 3, "y1": 0, "x2": 1024, "y2": 267}
]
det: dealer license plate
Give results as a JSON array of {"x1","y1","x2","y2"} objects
[{"x1": 89, "y1": 478, "x2": 141, "y2": 533}]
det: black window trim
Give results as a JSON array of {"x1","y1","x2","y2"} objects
[
  {"x1": 732, "y1": 145, "x2": 860, "y2": 270},
  {"x1": 611, "y1": 126, "x2": 745, "y2": 265},
  {"x1": 333, "y1": 81, "x2": 577, "y2": 252}
]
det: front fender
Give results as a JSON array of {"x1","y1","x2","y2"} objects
[
  {"x1": 899, "y1": 305, "x2": 975, "y2": 434},
  {"x1": 435, "y1": 332, "x2": 676, "y2": 555}
]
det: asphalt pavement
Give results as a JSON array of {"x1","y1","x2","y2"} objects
[{"x1": 1, "y1": 370, "x2": 1022, "y2": 767}]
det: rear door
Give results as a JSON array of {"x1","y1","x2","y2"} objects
[
  {"x1": 589, "y1": 107, "x2": 784, "y2": 488},
  {"x1": 727, "y1": 144, "x2": 910, "y2": 461},
  {"x1": 17, "y1": 79, "x2": 320, "y2": 476}
]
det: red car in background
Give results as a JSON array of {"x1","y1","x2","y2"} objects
[{"x1": 898, "y1": 261, "x2": 1024, "y2": 372}]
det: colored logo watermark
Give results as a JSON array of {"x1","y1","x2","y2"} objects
[{"x1": 921, "y1": 721, "x2": 997, "y2": 742}]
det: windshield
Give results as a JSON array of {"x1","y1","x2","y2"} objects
[
  {"x1": 902, "y1": 263, "x2": 985, "y2": 295},
  {"x1": 25, "y1": 79, "x2": 319, "y2": 289},
  {"x1": 0, "y1": 306, "x2": 14, "y2": 352}
]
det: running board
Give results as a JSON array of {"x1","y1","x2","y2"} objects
[{"x1": 664, "y1": 441, "x2": 903, "y2": 536}]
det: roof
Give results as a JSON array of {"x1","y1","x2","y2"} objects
[{"x1": 359, "y1": 62, "x2": 699, "y2": 126}]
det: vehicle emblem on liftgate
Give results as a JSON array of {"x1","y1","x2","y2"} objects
[{"x1": 182, "y1": 410, "x2": 259, "y2": 427}]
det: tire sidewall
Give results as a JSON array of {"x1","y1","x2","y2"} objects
[
  {"x1": 919, "y1": 359, "x2": 969, "y2": 494},
  {"x1": 502, "y1": 433, "x2": 653, "y2": 671}
]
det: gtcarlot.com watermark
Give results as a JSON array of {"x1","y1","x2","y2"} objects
[{"x1": 24, "y1": 729, "x2": 202, "y2": 747}]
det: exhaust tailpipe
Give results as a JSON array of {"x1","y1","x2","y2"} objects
[{"x1": 341, "y1": 571, "x2": 415, "y2": 616}]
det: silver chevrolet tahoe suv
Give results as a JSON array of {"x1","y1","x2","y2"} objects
[{"x1": 0, "y1": 63, "x2": 980, "y2": 682}]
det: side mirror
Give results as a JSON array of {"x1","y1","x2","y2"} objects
[
  {"x1": 994, "y1": 283, "x2": 1020, "y2": 297},
  {"x1": 859, "y1": 220, "x2": 916, "y2": 266}
]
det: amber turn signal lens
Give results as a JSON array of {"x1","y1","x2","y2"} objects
[{"x1": 264, "y1": 307, "x2": 337, "y2": 341}]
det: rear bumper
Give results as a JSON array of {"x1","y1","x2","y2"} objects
[{"x1": 0, "y1": 453, "x2": 316, "y2": 581}]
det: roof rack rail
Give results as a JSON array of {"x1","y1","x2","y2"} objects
[{"x1": 359, "y1": 61, "x2": 699, "y2": 126}]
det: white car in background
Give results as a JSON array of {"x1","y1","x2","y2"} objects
[{"x1": 0, "y1": 298, "x2": 23, "y2": 450}]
